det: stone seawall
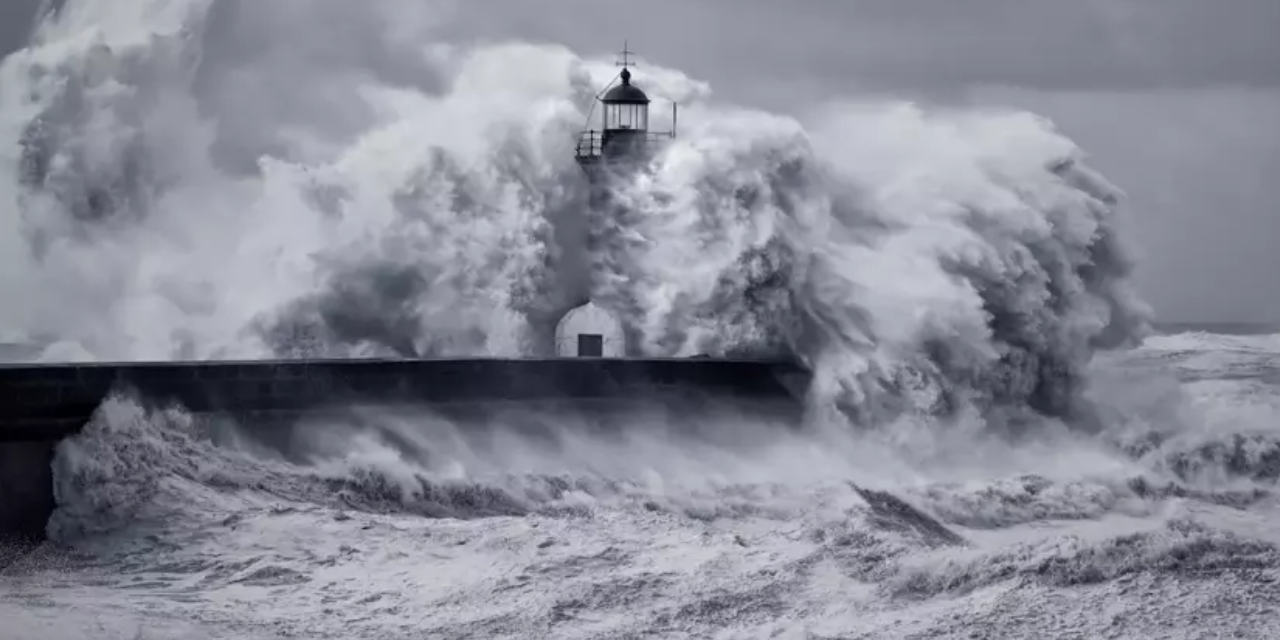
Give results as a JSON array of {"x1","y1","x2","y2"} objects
[{"x1": 0, "y1": 357, "x2": 808, "y2": 541}]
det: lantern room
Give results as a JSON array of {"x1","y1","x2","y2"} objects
[
  {"x1": 601, "y1": 68, "x2": 650, "y2": 131},
  {"x1": 573, "y1": 42, "x2": 677, "y2": 166}
]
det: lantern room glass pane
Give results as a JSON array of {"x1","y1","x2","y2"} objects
[{"x1": 604, "y1": 103, "x2": 648, "y2": 131}]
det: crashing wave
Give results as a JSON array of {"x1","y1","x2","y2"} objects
[{"x1": 1, "y1": 0, "x2": 1149, "y2": 422}]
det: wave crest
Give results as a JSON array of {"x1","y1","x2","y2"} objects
[{"x1": 0, "y1": 0, "x2": 1150, "y2": 424}]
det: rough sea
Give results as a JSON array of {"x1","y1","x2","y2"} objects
[
  {"x1": 2, "y1": 326, "x2": 1278, "y2": 640},
  {"x1": 2, "y1": 2, "x2": 1278, "y2": 639}
]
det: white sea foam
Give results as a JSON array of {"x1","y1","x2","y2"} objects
[{"x1": 4, "y1": 2, "x2": 1275, "y2": 640}]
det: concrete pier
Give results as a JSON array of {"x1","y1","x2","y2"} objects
[
  {"x1": 0, "y1": 356, "x2": 808, "y2": 540},
  {"x1": 0, "y1": 440, "x2": 55, "y2": 543}
]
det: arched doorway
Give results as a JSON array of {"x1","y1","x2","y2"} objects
[{"x1": 554, "y1": 301, "x2": 625, "y2": 357}]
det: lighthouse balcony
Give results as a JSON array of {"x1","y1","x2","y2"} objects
[{"x1": 574, "y1": 129, "x2": 675, "y2": 163}]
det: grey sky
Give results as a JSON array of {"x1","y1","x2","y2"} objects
[
  {"x1": 0, "y1": 0, "x2": 39, "y2": 56},
  {"x1": 446, "y1": 0, "x2": 1280, "y2": 94},
  {"x1": 3, "y1": 0, "x2": 1277, "y2": 322}
]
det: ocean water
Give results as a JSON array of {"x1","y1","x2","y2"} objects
[
  {"x1": 2, "y1": 2, "x2": 1277, "y2": 638},
  {"x1": 1, "y1": 328, "x2": 1278, "y2": 640}
]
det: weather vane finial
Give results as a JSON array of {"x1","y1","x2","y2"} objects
[{"x1": 615, "y1": 40, "x2": 638, "y2": 69}]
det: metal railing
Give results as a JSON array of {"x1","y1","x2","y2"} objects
[{"x1": 574, "y1": 130, "x2": 675, "y2": 161}]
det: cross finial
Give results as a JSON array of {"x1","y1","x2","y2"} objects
[{"x1": 615, "y1": 40, "x2": 637, "y2": 69}]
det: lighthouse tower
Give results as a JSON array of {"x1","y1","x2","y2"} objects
[
  {"x1": 552, "y1": 43, "x2": 677, "y2": 357},
  {"x1": 572, "y1": 43, "x2": 675, "y2": 171}
]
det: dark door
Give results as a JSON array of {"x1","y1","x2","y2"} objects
[{"x1": 577, "y1": 334, "x2": 604, "y2": 357}]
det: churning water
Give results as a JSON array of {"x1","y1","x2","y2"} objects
[{"x1": 1, "y1": 2, "x2": 1276, "y2": 639}]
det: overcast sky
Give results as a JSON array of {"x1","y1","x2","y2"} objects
[{"x1": 3, "y1": 0, "x2": 1278, "y2": 323}]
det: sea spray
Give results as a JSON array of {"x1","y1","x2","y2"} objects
[{"x1": 1, "y1": 0, "x2": 1149, "y2": 423}]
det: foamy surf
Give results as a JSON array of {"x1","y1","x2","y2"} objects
[
  {"x1": 0, "y1": 332, "x2": 1272, "y2": 639},
  {"x1": 2, "y1": 1, "x2": 1277, "y2": 639}
]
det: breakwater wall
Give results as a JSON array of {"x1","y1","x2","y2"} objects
[{"x1": 0, "y1": 357, "x2": 808, "y2": 541}]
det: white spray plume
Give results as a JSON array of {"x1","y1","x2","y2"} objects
[{"x1": 0, "y1": 0, "x2": 1151, "y2": 423}]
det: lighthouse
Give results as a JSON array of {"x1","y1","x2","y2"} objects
[
  {"x1": 553, "y1": 42, "x2": 677, "y2": 358},
  {"x1": 572, "y1": 43, "x2": 675, "y2": 170}
]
